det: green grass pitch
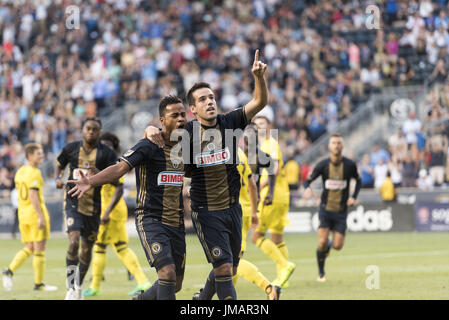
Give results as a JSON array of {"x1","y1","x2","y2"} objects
[{"x1": 1, "y1": 231, "x2": 448, "y2": 300}]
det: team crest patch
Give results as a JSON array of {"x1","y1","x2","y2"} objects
[
  {"x1": 211, "y1": 246, "x2": 222, "y2": 258},
  {"x1": 123, "y1": 149, "x2": 134, "y2": 157},
  {"x1": 151, "y1": 242, "x2": 162, "y2": 254},
  {"x1": 67, "y1": 218, "x2": 74, "y2": 227}
]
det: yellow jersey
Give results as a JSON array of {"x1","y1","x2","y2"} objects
[
  {"x1": 259, "y1": 136, "x2": 290, "y2": 204},
  {"x1": 237, "y1": 148, "x2": 253, "y2": 217},
  {"x1": 284, "y1": 159, "x2": 300, "y2": 186},
  {"x1": 14, "y1": 165, "x2": 49, "y2": 224},
  {"x1": 380, "y1": 177, "x2": 395, "y2": 201},
  {"x1": 101, "y1": 175, "x2": 128, "y2": 221}
]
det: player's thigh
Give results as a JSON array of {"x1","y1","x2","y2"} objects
[
  {"x1": 268, "y1": 203, "x2": 290, "y2": 237},
  {"x1": 167, "y1": 224, "x2": 186, "y2": 277},
  {"x1": 332, "y1": 231, "x2": 345, "y2": 250},
  {"x1": 191, "y1": 209, "x2": 234, "y2": 268},
  {"x1": 137, "y1": 217, "x2": 185, "y2": 274},
  {"x1": 19, "y1": 222, "x2": 32, "y2": 243},
  {"x1": 255, "y1": 202, "x2": 275, "y2": 234},
  {"x1": 80, "y1": 214, "x2": 101, "y2": 245},
  {"x1": 317, "y1": 227, "x2": 330, "y2": 248}
]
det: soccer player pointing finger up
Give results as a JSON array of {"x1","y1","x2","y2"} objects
[{"x1": 145, "y1": 49, "x2": 269, "y2": 300}]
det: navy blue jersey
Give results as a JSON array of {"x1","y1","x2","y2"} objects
[
  {"x1": 303, "y1": 157, "x2": 361, "y2": 213},
  {"x1": 186, "y1": 108, "x2": 248, "y2": 211},
  {"x1": 57, "y1": 141, "x2": 117, "y2": 216},
  {"x1": 120, "y1": 139, "x2": 184, "y2": 228}
]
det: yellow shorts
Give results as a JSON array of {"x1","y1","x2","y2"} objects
[
  {"x1": 255, "y1": 202, "x2": 290, "y2": 235},
  {"x1": 96, "y1": 219, "x2": 128, "y2": 245},
  {"x1": 19, "y1": 218, "x2": 50, "y2": 243}
]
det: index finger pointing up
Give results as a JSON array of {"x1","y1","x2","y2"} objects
[{"x1": 254, "y1": 49, "x2": 259, "y2": 63}]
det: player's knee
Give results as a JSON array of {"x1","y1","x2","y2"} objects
[
  {"x1": 175, "y1": 276, "x2": 183, "y2": 293},
  {"x1": 318, "y1": 239, "x2": 328, "y2": 250},
  {"x1": 80, "y1": 245, "x2": 93, "y2": 260},
  {"x1": 158, "y1": 264, "x2": 176, "y2": 280},
  {"x1": 333, "y1": 242, "x2": 344, "y2": 250},
  {"x1": 68, "y1": 239, "x2": 80, "y2": 253},
  {"x1": 214, "y1": 262, "x2": 232, "y2": 276}
]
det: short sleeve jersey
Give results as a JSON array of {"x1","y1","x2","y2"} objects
[
  {"x1": 14, "y1": 165, "x2": 49, "y2": 224},
  {"x1": 120, "y1": 139, "x2": 185, "y2": 228},
  {"x1": 57, "y1": 141, "x2": 117, "y2": 216},
  {"x1": 186, "y1": 108, "x2": 248, "y2": 211}
]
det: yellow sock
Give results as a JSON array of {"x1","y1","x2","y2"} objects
[
  {"x1": 276, "y1": 241, "x2": 289, "y2": 278},
  {"x1": 114, "y1": 244, "x2": 148, "y2": 285},
  {"x1": 91, "y1": 244, "x2": 107, "y2": 291},
  {"x1": 237, "y1": 259, "x2": 270, "y2": 292},
  {"x1": 256, "y1": 237, "x2": 288, "y2": 269},
  {"x1": 232, "y1": 273, "x2": 239, "y2": 287},
  {"x1": 9, "y1": 247, "x2": 32, "y2": 273},
  {"x1": 33, "y1": 251, "x2": 45, "y2": 285}
]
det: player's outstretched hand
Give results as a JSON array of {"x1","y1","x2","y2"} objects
[
  {"x1": 67, "y1": 170, "x2": 92, "y2": 199},
  {"x1": 251, "y1": 49, "x2": 267, "y2": 78},
  {"x1": 347, "y1": 197, "x2": 356, "y2": 207},
  {"x1": 144, "y1": 126, "x2": 164, "y2": 148},
  {"x1": 302, "y1": 187, "x2": 313, "y2": 200}
]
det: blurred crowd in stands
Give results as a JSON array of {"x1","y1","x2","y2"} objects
[{"x1": 2, "y1": 0, "x2": 449, "y2": 199}]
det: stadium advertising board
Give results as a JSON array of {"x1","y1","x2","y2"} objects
[
  {"x1": 285, "y1": 203, "x2": 415, "y2": 233},
  {"x1": 415, "y1": 202, "x2": 449, "y2": 232}
]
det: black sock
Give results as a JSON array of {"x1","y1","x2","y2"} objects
[
  {"x1": 66, "y1": 253, "x2": 79, "y2": 289},
  {"x1": 324, "y1": 239, "x2": 333, "y2": 254},
  {"x1": 316, "y1": 249, "x2": 327, "y2": 276},
  {"x1": 78, "y1": 258, "x2": 90, "y2": 286},
  {"x1": 215, "y1": 275, "x2": 236, "y2": 300},
  {"x1": 141, "y1": 280, "x2": 158, "y2": 300},
  {"x1": 199, "y1": 270, "x2": 216, "y2": 300},
  {"x1": 157, "y1": 279, "x2": 176, "y2": 300}
]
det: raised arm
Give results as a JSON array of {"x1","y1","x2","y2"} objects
[
  {"x1": 244, "y1": 49, "x2": 269, "y2": 121},
  {"x1": 68, "y1": 161, "x2": 130, "y2": 199}
]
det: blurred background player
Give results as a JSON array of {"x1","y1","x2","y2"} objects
[
  {"x1": 68, "y1": 96, "x2": 187, "y2": 300},
  {"x1": 302, "y1": 134, "x2": 361, "y2": 282},
  {"x1": 233, "y1": 136, "x2": 281, "y2": 300},
  {"x1": 251, "y1": 113, "x2": 296, "y2": 289},
  {"x1": 2, "y1": 143, "x2": 57, "y2": 292},
  {"x1": 82, "y1": 132, "x2": 151, "y2": 297},
  {"x1": 55, "y1": 117, "x2": 117, "y2": 300}
]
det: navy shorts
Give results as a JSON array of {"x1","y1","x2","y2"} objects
[
  {"x1": 65, "y1": 207, "x2": 100, "y2": 244},
  {"x1": 191, "y1": 204, "x2": 242, "y2": 268},
  {"x1": 318, "y1": 205, "x2": 348, "y2": 235},
  {"x1": 136, "y1": 215, "x2": 186, "y2": 276}
]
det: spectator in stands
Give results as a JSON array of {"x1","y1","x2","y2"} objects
[
  {"x1": 306, "y1": 107, "x2": 327, "y2": 142},
  {"x1": 359, "y1": 154, "x2": 375, "y2": 188},
  {"x1": 429, "y1": 59, "x2": 447, "y2": 85},
  {"x1": 370, "y1": 144, "x2": 390, "y2": 167},
  {"x1": 417, "y1": 168, "x2": 434, "y2": 190},
  {"x1": 374, "y1": 158, "x2": 389, "y2": 189},
  {"x1": 388, "y1": 129, "x2": 408, "y2": 161},
  {"x1": 401, "y1": 152, "x2": 419, "y2": 187},
  {"x1": 402, "y1": 111, "x2": 422, "y2": 146},
  {"x1": 380, "y1": 171, "x2": 397, "y2": 202},
  {"x1": 389, "y1": 156, "x2": 403, "y2": 187},
  {"x1": 427, "y1": 134, "x2": 447, "y2": 186}
]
